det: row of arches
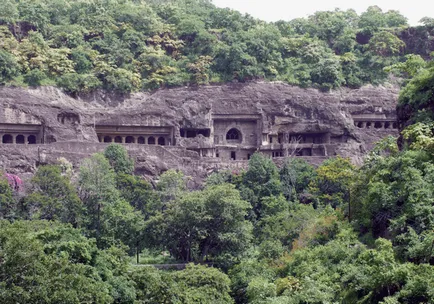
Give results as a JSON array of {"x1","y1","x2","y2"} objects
[
  {"x1": 355, "y1": 121, "x2": 398, "y2": 129},
  {"x1": 98, "y1": 135, "x2": 168, "y2": 146},
  {"x1": 1, "y1": 134, "x2": 37, "y2": 144}
]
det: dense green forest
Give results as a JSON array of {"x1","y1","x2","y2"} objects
[
  {"x1": 1, "y1": 1, "x2": 434, "y2": 303},
  {"x1": 1, "y1": 59, "x2": 434, "y2": 302},
  {"x1": 0, "y1": 0, "x2": 433, "y2": 94}
]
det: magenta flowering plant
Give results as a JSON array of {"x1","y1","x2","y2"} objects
[{"x1": 5, "y1": 173, "x2": 23, "y2": 191}]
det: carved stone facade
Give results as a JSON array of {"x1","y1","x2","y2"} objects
[{"x1": 0, "y1": 83, "x2": 400, "y2": 180}]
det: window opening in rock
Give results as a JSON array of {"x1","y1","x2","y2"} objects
[
  {"x1": 16, "y1": 135, "x2": 25, "y2": 144},
  {"x1": 114, "y1": 136, "x2": 122, "y2": 143},
  {"x1": 226, "y1": 128, "x2": 241, "y2": 142},
  {"x1": 384, "y1": 122, "x2": 390, "y2": 129},
  {"x1": 2, "y1": 134, "x2": 13, "y2": 144},
  {"x1": 392, "y1": 122, "x2": 398, "y2": 129},
  {"x1": 374, "y1": 122, "x2": 382, "y2": 129},
  {"x1": 231, "y1": 151, "x2": 236, "y2": 160},
  {"x1": 126, "y1": 136, "x2": 135, "y2": 143},
  {"x1": 302, "y1": 148, "x2": 312, "y2": 156},
  {"x1": 158, "y1": 137, "x2": 166, "y2": 146},
  {"x1": 103, "y1": 136, "x2": 112, "y2": 143},
  {"x1": 366, "y1": 122, "x2": 372, "y2": 128},
  {"x1": 148, "y1": 137, "x2": 155, "y2": 145},
  {"x1": 138, "y1": 137, "x2": 145, "y2": 144},
  {"x1": 28, "y1": 135, "x2": 37, "y2": 144}
]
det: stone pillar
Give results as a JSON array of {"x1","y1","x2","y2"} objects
[
  {"x1": 361, "y1": 122, "x2": 366, "y2": 128},
  {"x1": 12, "y1": 134, "x2": 16, "y2": 144},
  {"x1": 380, "y1": 122, "x2": 385, "y2": 128},
  {"x1": 133, "y1": 137, "x2": 137, "y2": 144},
  {"x1": 324, "y1": 133, "x2": 331, "y2": 144},
  {"x1": 0, "y1": 133, "x2": 2, "y2": 144},
  {"x1": 25, "y1": 135, "x2": 29, "y2": 145},
  {"x1": 145, "y1": 136, "x2": 148, "y2": 145},
  {"x1": 111, "y1": 137, "x2": 115, "y2": 143},
  {"x1": 122, "y1": 136, "x2": 126, "y2": 144}
]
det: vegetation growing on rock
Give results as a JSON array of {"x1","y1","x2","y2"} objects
[{"x1": 0, "y1": 0, "x2": 432, "y2": 93}]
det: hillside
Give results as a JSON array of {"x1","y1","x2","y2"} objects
[{"x1": 0, "y1": 0, "x2": 433, "y2": 95}]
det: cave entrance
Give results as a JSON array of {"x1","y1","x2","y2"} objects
[
  {"x1": 2, "y1": 134, "x2": 13, "y2": 144},
  {"x1": 28, "y1": 135, "x2": 37, "y2": 144},
  {"x1": 16, "y1": 135, "x2": 25, "y2": 144}
]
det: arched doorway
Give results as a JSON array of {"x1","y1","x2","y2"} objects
[
  {"x1": 226, "y1": 128, "x2": 242, "y2": 143},
  {"x1": 148, "y1": 136, "x2": 155, "y2": 145},
  {"x1": 138, "y1": 136, "x2": 145, "y2": 144},
  {"x1": 16, "y1": 135, "x2": 25, "y2": 144},
  {"x1": 28, "y1": 135, "x2": 37, "y2": 144},
  {"x1": 158, "y1": 137, "x2": 165, "y2": 146},
  {"x1": 114, "y1": 136, "x2": 122, "y2": 143},
  {"x1": 103, "y1": 136, "x2": 112, "y2": 143},
  {"x1": 2, "y1": 134, "x2": 13, "y2": 144},
  {"x1": 126, "y1": 136, "x2": 135, "y2": 143}
]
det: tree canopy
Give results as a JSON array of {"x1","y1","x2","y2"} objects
[{"x1": 0, "y1": 0, "x2": 428, "y2": 93}]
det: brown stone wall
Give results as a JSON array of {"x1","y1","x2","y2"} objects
[{"x1": 213, "y1": 120, "x2": 258, "y2": 147}]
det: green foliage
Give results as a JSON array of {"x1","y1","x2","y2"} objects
[
  {"x1": 56, "y1": 72, "x2": 102, "y2": 94},
  {"x1": 353, "y1": 150, "x2": 434, "y2": 256},
  {"x1": 78, "y1": 153, "x2": 144, "y2": 251},
  {"x1": 0, "y1": 220, "x2": 135, "y2": 304},
  {"x1": 385, "y1": 54, "x2": 427, "y2": 78},
  {"x1": 398, "y1": 65, "x2": 434, "y2": 124},
  {"x1": 0, "y1": 50, "x2": 19, "y2": 84},
  {"x1": 241, "y1": 153, "x2": 282, "y2": 220},
  {"x1": 401, "y1": 122, "x2": 434, "y2": 153},
  {"x1": 104, "y1": 143, "x2": 134, "y2": 175},
  {"x1": 129, "y1": 263, "x2": 234, "y2": 303},
  {"x1": 157, "y1": 169, "x2": 187, "y2": 203},
  {"x1": 171, "y1": 264, "x2": 234, "y2": 304},
  {"x1": 368, "y1": 31, "x2": 405, "y2": 56},
  {"x1": 309, "y1": 156, "x2": 356, "y2": 208},
  {"x1": 158, "y1": 183, "x2": 252, "y2": 262},
  {"x1": 23, "y1": 69, "x2": 48, "y2": 86},
  {"x1": 0, "y1": 174, "x2": 14, "y2": 220},
  {"x1": 22, "y1": 165, "x2": 83, "y2": 226},
  {"x1": 280, "y1": 158, "x2": 316, "y2": 201},
  {"x1": 0, "y1": 0, "x2": 427, "y2": 93}
]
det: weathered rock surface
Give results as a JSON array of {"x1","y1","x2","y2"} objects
[{"x1": 0, "y1": 82, "x2": 399, "y2": 183}]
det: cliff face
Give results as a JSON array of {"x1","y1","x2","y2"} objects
[{"x1": 0, "y1": 82, "x2": 399, "y2": 183}]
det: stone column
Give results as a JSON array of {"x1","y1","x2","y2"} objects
[
  {"x1": 324, "y1": 132, "x2": 331, "y2": 144},
  {"x1": 0, "y1": 133, "x2": 2, "y2": 144},
  {"x1": 360, "y1": 122, "x2": 366, "y2": 128},
  {"x1": 133, "y1": 136, "x2": 137, "y2": 144},
  {"x1": 12, "y1": 134, "x2": 16, "y2": 144},
  {"x1": 25, "y1": 135, "x2": 29, "y2": 145},
  {"x1": 380, "y1": 122, "x2": 385, "y2": 128},
  {"x1": 111, "y1": 137, "x2": 115, "y2": 143},
  {"x1": 122, "y1": 136, "x2": 126, "y2": 143}
]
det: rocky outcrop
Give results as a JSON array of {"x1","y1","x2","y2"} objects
[{"x1": 0, "y1": 82, "x2": 399, "y2": 182}]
